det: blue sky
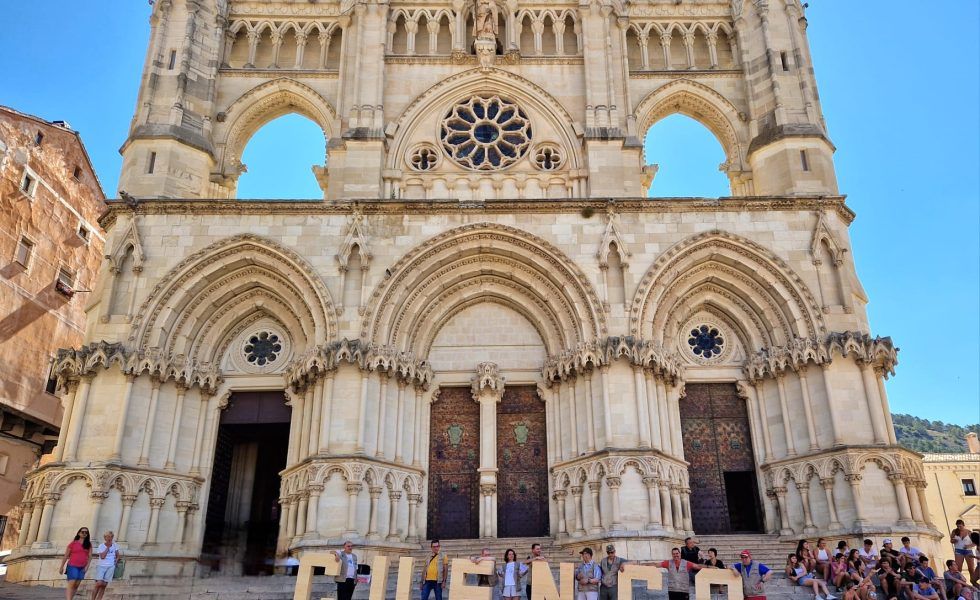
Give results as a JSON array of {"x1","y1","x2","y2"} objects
[{"x1": 0, "y1": 3, "x2": 976, "y2": 424}]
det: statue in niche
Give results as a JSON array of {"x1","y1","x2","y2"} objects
[{"x1": 473, "y1": 0, "x2": 498, "y2": 39}]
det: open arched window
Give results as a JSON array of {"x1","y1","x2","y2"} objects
[
  {"x1": 643, "y1": 113, "x2": 729, "y2": 198},
  {"x1": 237, "y1": 113, "x2": 326, "y2": 199}
]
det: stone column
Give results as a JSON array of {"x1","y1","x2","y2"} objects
[
  {"x1": 681, "y1": 488, "x2": 693, "y2": 533},
  {"x1": 376, "y1": 376, "x2": 389, "y2": 457},
  {"x1": 16, "y1": 502, "x2": 32, "y2": 547},
  {"x1": 669, "y1": 385, "x2": 684, "y2": 456},
  {"x1": 606, "y1": 476, "x2": 623, "y2": 531},
  {"x1": 570, "y1": 485, "x2": 585, "y2": 535},
  {"x1": 175, "y1": 501, "x2": 190, "y2": 546},
  {"x1": 295, "y1": 494, "x2": 309, "y2": 540},
  {"x1": 858, "y1": 362, "x2": 888, "y2": 444},
  {"x1": 796, "y1": 369, "x2": 819, "y2": 451},
  {"x1": 600, "y1": 366, "x2": 613, "y2": 448},
  {"x1": 553, "y1": 388, "x2": 564, "y2": 461},
  {"x1": 656, "y1": 380, "x2": 671, "y2": 456},
  {"x1": 588, "y1": 481, "x2": 604, "y2": 533},
  {"x1": 916, "y1": 483, "x2": 934, "y2": 527},
  {"x1": 307, "y1": 484, "x2": 323, "y2": 537},
  {"x1": 773, "y1": 487, "x2": 793, "y2": 535},
  {"x1": 908, "y1": 481, "x2": 925, "y2": 525},
  {"x1": 286, "y1": 390, "x2": 302, "y2": 466},
  {"x1": 645, "y1": 372, "x2": 662, "y2": 451},
  {"x1": 300, "y1": 386, "x2": 314, "y2": 460},
  {"x1": 753, "y1": 380, "x2": 775, "y2": 460},
  {"x1": 797, "y1": 482, "x2": 817, "y2": 534},
  {"x1": 309, "y1": 378, "x2": 323, "y2": 457},
  {"x1": 52, "y1": 381, "x2": 78, "y2": 461},
  {"x1": 283, "y1": 499, "x2": 296, "y2": 541},
  {"x1": 566, "y1": 379, "x2": 579, "y2": 455},
  {"x1": 819, "y1": 364, "x2": 844, "y2": 446},
  {"x1": 706, "y1": 31, "x2": 718, "y2": 67},
  {"x1": 110, "y1": 375, "x2": 136, "y2": 461},
  {"x1": 845, "y1": 474, "x2": 867, "y2": 527},
  {"x1": 63, "y1": 376, "x2": 93, "y2": 461},
  {"x1": 659, "y1": 482, "x2": 673, "y2": 530},
  {"x1": 820, "y1": 478, "x2": 842, "y2": 530},
  {"x1": 395, "y1": 381, "x2": 407, "y2": 462},
  {"x1": 367, "y1": 486, "x2": 382, "y2": 539},
  {"x1": 387, "y1": 490, "x2": 403, "y2": 540},
  {"x1": 356, "y1": 371, "x2": 370, "y2": 453},
  {"x1": 146, "y1": 497, "x2": 165, "y2": 544},
  {"x1": 277, "y1": 499, "x2": 290, "y2": 554},
  {"x1": 345, "y1": 483, "x2": 362, "y2": 537},
  {"x1": 775, "y1": 374, "x2": 796, "y2": 457},
  {"x1": 643, "y1": 477, "x2": 661, "y2": 529},
  {"x1": 164, "y1": 384, "x2": 188, "y2": 470},
  {"x1": 407, "y1": 493, "x2": 421, "y2": 541},
  {"x1": 584, "y1": 373, "x2": 597, "y2": 452},
  {"x1": 889, "y1": 474, "x2": 915, "y2": 527},
  {"x1": 633, "y1": 368, "x2": 651, "y2": 448},
  {"x1": 320, "y1": 373, "x2": 335, "y2": 453},
  {"x1": 473, "y1": 362, "x2": 503, "y2": 538},
  {"x1": 90, "y1": 491, "x2": 107, "y2": 536},
  {"x1": 190, "y1": 393, "x2": 214, "y2": 475},
  {"x1": 27, "y1": 500, "x2": 43, "y2": 544},
  {"x1": 481, "y1": 485, "x2": 495, "y2": 539},
  {"x1": 874, "y1": 368, "x2": 899, "y2": 444},
  {"x1": 118, "y1": 494, "x2": 137, "y2": 543},
  {"x1": 554, "y1": 490, "x2": 568, "y2": 536},
  {"x1": 670, "y1": 486, "x2": 683, "y2": 533},
  {"x1": 411, "y1": 387, "x2": 423, "y2": 466},
  {"x1": 35, "y1": 493, "x2": 60, "y2": 544}
]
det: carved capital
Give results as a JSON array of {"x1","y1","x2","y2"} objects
[
  {"x1": 480, "y1": 484, "x2": 497, "y2": 496},
  {"x1": 346, "y1": 483, "x2": 363, "y2": 495},
  {"x1": 570, "y1": 485, "x2": 583, "y2": 496},
  {"x1": 121, "y1": 494, "x2": 138, "y2": 506},
  {"x1": 845, "y1": 474, "x2": 862, "y2": 483},
  {"x1": 819, "y1": 478, "x2": 835, "y2": 489},
  {"x1": 605, "y1": 476, "x2": 622, "y2": 489},
  {"x1": 149, "y1": 497, "x2": 166, "y2": 509},
  {"x1": 588, "y1": 481, "x2": 602, "y2": 493},
  {"x1": 471, "y1": 362, "x2": 505, "y2": 401},
  {"x1": 553, "y1": 490, "x2": 568, "y2": 500},
  {"x1": 642, "y1": 476, "x2": 659, "y2": 488}
]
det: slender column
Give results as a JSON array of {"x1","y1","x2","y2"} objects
[
  {"x1": 407, "y1": 494, "x2": 421, "y2": 541},
  {"x1": 706, "y1": 31, "x2": 718, "y2": 67},
  {"x1": 599, "y1": 366, "x2": 613, "y2": 448},
  {"x1": 681, "y1": 488, "x2": 693, "y2": 532},
  {"x1": 481, "y1": 486, "x2": 494, "y2": 538},
  {"x1": 117, "y1": 494, "x2": 137, "y2": 542},
  {"x1": 915, "y1": 483, "x2": 934, "y2": 527},
  {"x1": 819, "y1": 364, "x2": 843, "y2": 445},
  {"x1": 190, "y1": 394, "x2": 212, "y2": 475},
  {"x1": 294, "y1": 31, "x2": 308, "y2": 68},
  {"x1": 35, "y1": 493, "x2": 60, "y2": 544},
  {"x1": 858, "y1": 362, "x2": 888, "y2": 444},
  {"x1": 774, "y1": 374, "x2": 796, "y2": 457},
  {"x1": 284, "y1": 499, "x2": 296, "y2": 541},
  {"x1": 90, "y1": 492, "x2": 107, "y2": 536},
  {"x1": 606, "y1": 477, "x2": 623, "y2": 531},
  {"x1": 320, "y1": 373, "x2": 334, "y2": 453},
  {"x1": 245, "y1": 31, "x2": 258, "y2": 67},
  {"x1": 797, "y1": 483, "x2": 817, "y2": 534},
  {"x1": 146, "y1": 497, "x2": 165, "y2": 544},
  {"x1": 287, "y1": 392, "x2": 302, "y2": 465},
  {"x1": 345, "y1": 483, "x2": 362, "y2": 536},
  {"x1": 307, "y1": 485, "x2": 323, "y2": 537},
  {"x1": 632, "y1": 368, "x2": 651, "y2": 448},
  {"x1": 299, "y1": 387, "x2": 313, "y2": 460},
  {"x1": 53, "y1": 380, "x2": 78, "y2": 461},
  {"x1": 588, "y1": 481, "x2": 603, "y2": 533},
  {"x1": 753, "y1": 381, "x2": 775, "y2": 460},
  {"x1": 387, "y1": 491, "x2": 402, "y2": 540},
  {"x1": 820, "y1": 478, "x2": 842, "y2": 530},
  {"x1": 367, "y1": 486, "x2": 382, "y2": 539},
  {"x1": 682, "y1": 32, "x2": 695, "y2": 67},
  {"x1": 17, "y1": 502, "x2": 32, "y2": 547},
  {"x1": 670, "y1": 487, "x2": 683, "y2": 532},
  {"x1": 110, "y1": 375, "x2": 136, "y2": 461},
  {"x1": 643, "y1": 477, "x2": 661, "y2": 529},
  {"x1": 645, "y1": 373, "x2": 661, "y2": 451},
  {"x1": 545, "y1": 387, "x2": 556, "y2": 464},
  {"x1": 668, "y1": 385, "x2": 683, "y2": 456},
  {"x1": 318, "y1": 31, "x2": 331, "y2": 69},
  {"x1": 164, "y1": 384, "x2": 187, "y2": 470},
  {"x1": 875, "y1": 368, "x2": 899, "y2": 444},
  {"x1": 659, "y1": 483, "x2": 672, "y2": 530},
  {"x1": 411, "y1": 387, "x2": 423, "y2": 466},
  {"x1": 764, "y1": 491, "x2": 779, "y2": 534},
  {"x1": 773, "y1": 487, "x2": 793, "y2": 535},
  {"x1": 908, "y1": 481, "x2": 925, "y2": 524},
  {"x1": 555, "y1": 490, "x2": 568, "y2": 536},
  {"x1": 277, "y1": 498, "x2": 290, "y2": 554},
  {"x1": 889, "y1": 474, "x2": 915, "y2": 526},
  {"x1": 376, "y1": 376, "x2": 388, "y2": 457},
  {"x1": 27, "y1": 500, "x2": 43, "y2": 544},
  {"x1": 553, "y1": 388, "x2": 565, "y2": 461},
  {"x1": 659, "y1": 33, "x2": 671, "y2": 69},
  {"x1": 845, "y1": 474, "x2": 867, "y2": 527},
  {"x1": 356, "y1": 371, "x2": 369, "y2": 452},
  {"x1": 308, "y1": 378, "x2": 323, "y2": 457},
  {"x1": 797, "y1": 369, "x2": 819, "y2": 451},
  {"x1": 656, "y1": 380, "x2": 670, "y2": 456},
  {"x1": 175, "y1": 502, "x2": 190, "y2": 546},
  {"x1": 571, "y1": 486, "x2": 586, "y2": 535},
  {"x1": 566, "y1": 380, "x2": 579, "y2": 456},
  {"x1": 395, "y1": 381, "x2": 406, "y2": 462},
  {"x1": 295, "y1": 494, "x2": 308, "y2": 539},
  {"x1": 63, "y1": 376, "x2": 93, "y2": 461},
  {"x1": 584, "y1": 373, "x2": 597, "y2": 452}
]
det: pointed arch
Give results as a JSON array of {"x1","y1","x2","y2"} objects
[
  {"x1": 630, "y1": 230, "x2": 824, "y2": 350},
  {"x1": 129, "y1": 234, "x2": 337, "y2": 364},
  {"x1": 361, "y1": 223, "x2": 605, "y2": 358}
]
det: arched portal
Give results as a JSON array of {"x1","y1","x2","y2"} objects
[{"x1": 237, "y1": 114, "x2": 326, "y2": 199}]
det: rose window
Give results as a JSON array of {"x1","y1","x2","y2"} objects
[
  {"x1": 243, "y1": 331, "x2": 283, "y2": 366},
  {"x1": 688, "y1": 325, "x2": 724, "y2": 359},
  {"x1": 409, "y1": 144, "x2": 440, "y2": 171},
  {"x1": 440, "y1": 95, "x2": 532, "y2": 170}
]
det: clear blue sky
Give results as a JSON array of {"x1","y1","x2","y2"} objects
[{"x1": 1, "y1": 3, "x2": 976, "y2": 425}]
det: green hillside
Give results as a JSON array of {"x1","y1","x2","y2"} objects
[{"x1": 893, "y1": 414, "x2": 980, "y2": 453}]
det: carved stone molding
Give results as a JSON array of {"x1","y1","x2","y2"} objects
[
  {"x1": 745, "y1": 331, "x2": 899, "y2": 381},
  {"x1": 52, "y1": 341, "x2": 221, "y2": 393},
  {"x1": 471, "y1": 362, "x2": 505, "y2": 400}
]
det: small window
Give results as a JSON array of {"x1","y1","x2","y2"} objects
[
  {"x1": 15, "y1": 237, "x2": 34, "y2": 268},
  {"x1": 56, "y1": 268, "x2": 75, "y2": 290},
  {"x1": 0, "y1": 454, "x2": 8, "y2": 476},
  {"x1": 800, "y1": 149, "x2": 810, "y2": 172},
  {"x1": 168, "y1": 50, "x2": 177, "y2": 70},
  {"x1": 44, "y1": 361, "x2": 58, "y2": 395},
  {"x1": 77, "y1": 225, "x2": 90, "y2": 242},
  {"x1": 780, "y1": 51, "x2": 790, "y2": 71},
  {"x1": 964, "y1": 479, "x2": 977, "y2": 496},
  {"x1": 147, "y1": 151, "x2": 157, "y2": 174},
  {"x1": 21, "y1": 172, "x2": 36, "y2": 196},
  {"x1": 72, "y1": 166, "x2": 82, "y2": 180},
  {"x1": 35, "y1": 131, "x2": 44, "y2": 146}
]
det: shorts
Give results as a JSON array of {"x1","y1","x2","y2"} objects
[
  {"x1": 799, "y1": 576, "x2": 814, "y2": 586},
  {"x1": 954, "y1": 549, "x2": 973, "y2": 557},
  {"x1": 502, "y1": 585, "x2": 520, "y2": 597},
  {"x1": 96, "y1": 564, "x2": 115, "y2": 582},
  {"x1": 66, "y1": 565, "x2": 86, "y2": 580}
]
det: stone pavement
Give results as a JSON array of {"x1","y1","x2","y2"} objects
[{"x1": 0, "y1": 577, "x2": 65, "y2": 599}]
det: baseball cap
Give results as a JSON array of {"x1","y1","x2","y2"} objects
[
  {"x1": 883, "y1": 538, "x2": 893, "y2": 545},
  {"x1": 606, "y1": 544, "x2": 616, "y2": 553},
  {"x1": 740, "y1": 550, "x2": 752, "y2": 558},
  {"x1": 579, "y1": 547, "x2": 593, "y2": 556}
]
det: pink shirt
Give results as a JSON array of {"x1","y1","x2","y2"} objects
[{"x1": 67, "y1": 540, "x2": 89, "y2": 568}]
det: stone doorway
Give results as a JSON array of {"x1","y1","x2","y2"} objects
[
  {"x1": 680, "y1": 383, "x2": 762, "y2": 534},
  {"x1": 202, "y1": 391, "x2": 290, "y2": 575},
  {"x1": 427, "y1": 387, "x2": 480, "y2": 540},
  {"x1": 496, "y1": 385, "x2": 549, "y2": 537}
]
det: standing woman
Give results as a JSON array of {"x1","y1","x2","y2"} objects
[
  {"x1": 59, "y1": 527, "x2": 92, "y2": 600},
  {"x1": 950, "y1": 520, "x2": 977, "y2": 585},
  {"x1": 497, "y1": 548, "x2": 527, "y2": 600}
]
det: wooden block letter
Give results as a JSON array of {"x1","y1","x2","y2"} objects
[
  {"x1": 530, "y1": 561, "x2": 574, "y2": 600},
  {"x1": 293, "y1": 552, "x2": 341, "y2": 600},
  {"x1": 618, "y1": 564, "x2": 664, "y2": 600},
  {"x1": 449, "y1": 557, "x2": 494, "y2": 600},
  {"x1": 694, "y1": 568, "x2": 743, "y2": 600}
]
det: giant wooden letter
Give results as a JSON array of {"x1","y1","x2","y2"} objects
[
  {"x1": 293, "y1": 552, "x2": 341, "y2": 600},
  {"x1": 394, "y1": 557, "x2": 416, "y2": 600},
  {"x1": 694, "y1": 568, "x2": 743, "y2": 600},
  {"x1": 618, "y1": 564, "x2": 664, "y2": 600},
  {"x1": 531, "y1": 561, "x2": 574, "y2": 600},
  {"x1": 450, "y1": 558, "x2": 495, "y2": 600}
]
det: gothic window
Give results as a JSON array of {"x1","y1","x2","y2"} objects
[
  {"x1": 688, "y1": 325, "x2": 724, "y2": 359},
  {"x1": 532, "y1": 144, "x2": 563, "y2": 171},
  {"x1": 408, "y1": 144, "x2": 440, "y2": 171},
  {"x1": 243, "y1": 331, "x2": 283, "y2": 366},
  {"x1": 440, "y1": 96, "x2": 532, "y2": 170}
]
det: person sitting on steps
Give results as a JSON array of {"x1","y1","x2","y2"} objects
[{"x1": 787, "y1": 553, "x2": 837, "y2": 600}]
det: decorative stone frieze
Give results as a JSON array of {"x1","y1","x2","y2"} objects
[
  {"x1": 284, "y1": 339, "x2": 433, "y2": 391},
  {"x1": 542, "y1": 336, "x2": 681, "y2": 385},
  {"x1": 51, "y1": 341, "x2": 222, "y2": 392},
  {"x1": 745, "y1": 331, "x2": 899, "y2": 381}
]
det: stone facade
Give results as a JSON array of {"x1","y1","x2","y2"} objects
[
  {"x1": 4, "y1": 0, "x2": 944, "y2": 586},
  {"x1": 0, "y1": 107, "x2": 106, "y2": 548},
  {"x1": 921, "y1": 434, "x2": 980, "y2": 566}
]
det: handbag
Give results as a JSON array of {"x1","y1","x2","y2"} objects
[{"x1": 112, "y1": 559, "x2": 126, "y2": 580}]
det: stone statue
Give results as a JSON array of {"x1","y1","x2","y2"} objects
[{"x1": 473, "y1": 0, "x2": 498, "y2": 39}]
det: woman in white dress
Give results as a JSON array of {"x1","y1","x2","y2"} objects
[{"x1": 497, "y1": 548, "x2": 527, "y2": 600}]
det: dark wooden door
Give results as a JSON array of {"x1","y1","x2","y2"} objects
[
  {"x1": 680, "y1": 383, "x2": 761, "y2": 534},
  {"x1": 497, "y1": 386, "x2": 549, "y2": 537},
  {"x1": 427, "y1": 387, "x2": 480, "y2": 539}
]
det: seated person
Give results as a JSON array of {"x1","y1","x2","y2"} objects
[
  {"x1": 943, "y1": 560, "x2": 970, "y2": 600},
  {"x1": 899, "y1": 537, "x2": 923, "y2": 568},
  {"x1": 899, "y1": 562, "x2": 925, "y2": 598},
  {"x1": 786, "y1": 554, "x2": 837, "y2": 600},
  {"x1": 912, "y1": 580, "x2": 941, "y2": 600},
  {"x1": 916, "y1": 557, "x2": 947, "y2": 600},
  {"x1": 881, "y1": 539, "x2": 902, "y2": 565},
  {"x1": 859, "y1": 539, "x2": 880, "y2": 571},
  {"x1": 877, "y1": 558, "x2": 901, "y2": 600}
]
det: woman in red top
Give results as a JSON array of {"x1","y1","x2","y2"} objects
[{"x1": 59, "y1": 527, "x2": 92, "y2": 599}]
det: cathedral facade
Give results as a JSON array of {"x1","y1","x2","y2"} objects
[{"x1": 7, "y1": 0, "x2": 940, "y2": 584}]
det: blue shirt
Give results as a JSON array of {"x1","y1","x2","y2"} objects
[{"x1": 733, "y1": 562, "x2": 771, "y2": 576}]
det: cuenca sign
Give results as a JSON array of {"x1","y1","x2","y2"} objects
[{"x1": 292, "y1": 554, "x2": 745, "y2": 600}]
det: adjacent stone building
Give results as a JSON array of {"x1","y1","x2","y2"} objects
[
  {"x1": 921, "y1": 434, "x2": 980, "y2": 566},
  {"x1": 5, "y1": 0, "x2": 944, "y2": 587},
  {"x1": 0, "y1": 106, "x2": 106, "y2": 548}
]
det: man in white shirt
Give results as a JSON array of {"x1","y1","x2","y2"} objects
[
  {"x1": 333, "y1": 540, "x2": 359, "y2": 600},
  {"x1": 858, "y1": 539, "x2": 879, "y2": 570},
  {"x1": 899, "y1": 537, "x2": 923, "y2": 567},
  {"x1": 92, "y1": 530, "x2": 121, "y2": 600}
]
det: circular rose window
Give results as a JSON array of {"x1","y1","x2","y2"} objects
[
  {"x1": 440, "y1": 95, "x2": 532, "y2": 170},
  {"x1": 687, "y1": 325, "x2": 724, "y2": 359},
  {"x1": 243, "y1": 331, "x2": 283, "y2": 366}
]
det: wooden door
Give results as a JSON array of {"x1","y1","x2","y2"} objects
[
  {"x1": 496, "y1": 385, "x2": 549, "y2": 537},
  {"x1": 427, "y1": 387, "x2": 480, "y2": 539},
  {"x1": 680, "y1": 383, "x2": 761, "y2": 534}
]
